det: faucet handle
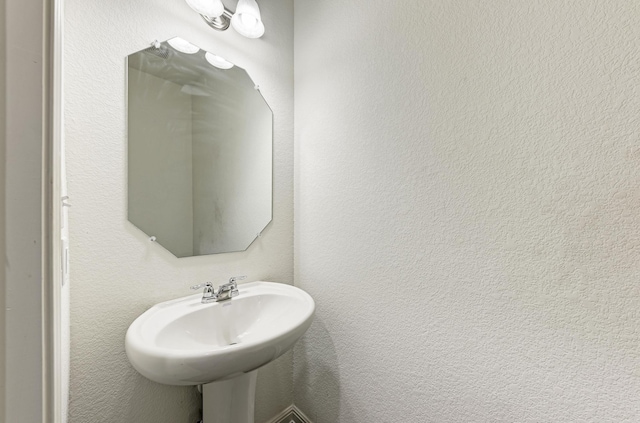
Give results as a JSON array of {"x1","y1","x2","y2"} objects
[
  {"x1": 190, "y1": 282, "x2": 213, "y2": 291},
  {"x1": 228, "y1": 275, "x2": 246, "y2": 284}
]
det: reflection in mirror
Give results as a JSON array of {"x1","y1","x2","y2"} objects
[{"x1": 127, "y1": 38, "x2": 272, "y2": 257}]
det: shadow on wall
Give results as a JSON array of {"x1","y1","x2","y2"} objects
[
  {"x1": 255, "y1": 350, "x2": 296, "y2": 422},
  {"x1": 123, "y1": 375, "x2": 201, "y2": 423},
  {"x1": 294, "y1": 318, "x2": 355, "y2": 423}
]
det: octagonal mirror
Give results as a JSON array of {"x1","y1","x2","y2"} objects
[{"x1": 127, "y1": 38, "x2": 272, "y2": 257}]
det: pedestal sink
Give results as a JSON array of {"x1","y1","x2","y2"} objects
[{"x1": 125, "y1": 281, "x2": 315, "y2": 423}]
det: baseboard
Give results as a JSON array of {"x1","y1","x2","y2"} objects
[{"x1": 265, "y1": 405, "x2": 313, "y2": 423}]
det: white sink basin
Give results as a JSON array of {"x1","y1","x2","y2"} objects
[{"x1": 125, "y1": 281, "x2": 315, "y2": 386}]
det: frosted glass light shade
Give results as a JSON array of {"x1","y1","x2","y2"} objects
[
  {"x1": 167, "y1": 37, "x2": 200, "y2": 54},
  {"x1": 205, "y1": 52, "x2": 234, "y2": 69},
  {"x1": 231, "y1": 0, "x2": 265, "y2": 39},
  {"x1": 185, "y1": 0, "x2": 224, "y2": 17}
]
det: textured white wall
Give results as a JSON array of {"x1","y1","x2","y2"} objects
[
  {"x1": 65, "y1": 0, "x2": 293, "y2": 422},
  {"x1": 294, "y1": 1, "x2": 640, "y2": 421}
]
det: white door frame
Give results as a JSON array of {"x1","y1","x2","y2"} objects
[
  {"x1": 46, "y1": 0, "x2": 65, "y2": 422},
  {"x1": 48, "y1": 0, "x2": 66, "y2": 421}
]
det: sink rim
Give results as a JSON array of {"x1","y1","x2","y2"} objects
[{"x1": 128, "y1": 282, "x2": 314, "y2": 356}]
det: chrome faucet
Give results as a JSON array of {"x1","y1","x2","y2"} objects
[{"x1": 191, "y1": 276, "x2": 246, "y2": 303}]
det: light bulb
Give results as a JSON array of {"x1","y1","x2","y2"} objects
[
  {"x1": 205, "y1": 52, "x2": 234, "y2": 70},
  {"x1": 184, "y1": 0, "x2": 224, "y2": 17},
  {"x1": 167, "y1": 37, "x2": 200, "y2": 54},
  {"x1": 231, "y1": 0, "x2": 265, "y2": 39},
  {"x1": 240, "y1": 14, "x2": 258, "y2": 28}
]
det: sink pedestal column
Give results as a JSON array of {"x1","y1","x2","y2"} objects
[{"x1": 202, "y1": 371, "x2": 258, "y2": 423}]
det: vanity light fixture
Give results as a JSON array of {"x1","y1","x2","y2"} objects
[
  {"x1": 184, "y1": 0, "x2": 265, "y2": 38},
  {"x1": 167, "y1": 37, "x2": 200, "y2": 54},
  {"x1": 205, "y1": 52, "x2": 234, "y2": 69}
]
